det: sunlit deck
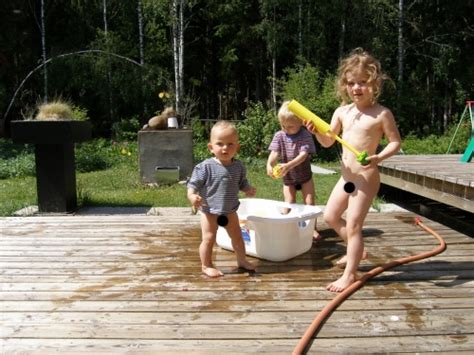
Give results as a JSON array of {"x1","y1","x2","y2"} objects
[
  {"x1": 1, "y1": 210, "x2": 473, "y2": 353},
  {"x1": 379, "y1": 154, "x2": 474, "y2": 213}
]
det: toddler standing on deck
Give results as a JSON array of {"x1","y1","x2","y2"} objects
[
  {"x1": 187, "y1": 121, "x2": 256, "y2": 277},
  {"x1": 307, "y1": 48, "x2": 401, "y2": 292},
  {"x1": 267, "y1": 100, "x2": 325, "y2": 241}
]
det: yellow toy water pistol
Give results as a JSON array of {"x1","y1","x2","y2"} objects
[{"x1": 287, "y1": 100, "x2": 369, "y2": 165}]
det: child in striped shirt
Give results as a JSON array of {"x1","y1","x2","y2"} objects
[
  {"x1": 267, "y1": 100, "x2": 322, "y2": 241},
  {"x1": 187, "y1": 121, "x2": 256, "y2": 277}
]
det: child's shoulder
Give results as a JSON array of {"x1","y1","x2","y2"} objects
[
  {"x1": 195, "y1": 157, "x2": 215, "y2": 168},
  {"x1": 334, "y1": 103, "x2": 353, "y2": 116}
]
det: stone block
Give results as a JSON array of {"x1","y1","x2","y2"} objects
[{"x1": 138, "y1": 129, "x2": 193, "y2": 183}]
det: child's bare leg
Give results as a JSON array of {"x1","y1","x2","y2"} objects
[
  {"x1": 327, "y1": 178, "x2": 376, "y2": 292},
  {"x1": 301, "y1": 179, "x2": 321, "y2": 241},
  {"x1": 326, "y1": 227, "x2": 364, "y2": 292},
  {"x1": 280, "y1": 184, "x2": 296, "y2": 214},
  {"x1": 199, "y1": 213, "x2": 223, "y2": 277},
  {"x1": 323, "y1": 177, "x2": 349, "y2": 241},
  {"x1": 324, "y1": 177, "x2": 368, "y2": 266},
  {"x1": 334, "y1": 250, "x2": 368, "y2": 268},
  {"x1": 225, "y1": 212, "x2": 255, "y2": 271}
]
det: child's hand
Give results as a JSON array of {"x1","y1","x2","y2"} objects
[
  {"x1": 266, "y1": 165, "x2": 274, "y2": 177},
  {"x1": 305, "y1": 121, "x2": 317, "y2": 134},
  {"x1": 278, "y1": 163, "x2": 290, "y2": 176},
  {"x1": 188, "y1": 193, "x2": 203, "y2": 208},
  {"x1": 363, "y1": 154, "x2": 380, "y2": 168},
  {"x1": 244, "y1": 186, "x2": 256, "y2": 197}
]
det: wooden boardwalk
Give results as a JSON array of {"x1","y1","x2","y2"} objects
[
  {"x1": 379, "y1": 154, "x2": 474, "y2": 213},
  {"x1": 1, "y1": 211, "x2": 473, "y2": 353}
]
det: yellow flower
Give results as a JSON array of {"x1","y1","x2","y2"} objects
[
  {"x1": 159, "y1": 92, "x2": 165, "y2": 99},
  {"x1": 121, "y1": 148, "x2": 127, "y2": 155}
]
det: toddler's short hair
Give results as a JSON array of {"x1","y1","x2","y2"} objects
[
  {"x1": 278, "y1": 100, "x2": 299, "y2": 124},
  {"x1": 210, "y1": 120, "x2": 238, "y2": 140}
]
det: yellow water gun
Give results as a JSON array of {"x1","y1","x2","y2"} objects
[{"x1": 287, "y1": 100, "x2": 369, "y2": 165}]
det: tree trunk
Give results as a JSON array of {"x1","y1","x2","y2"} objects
[
  {"x1": 271, "y1": 5, "x2": 277, "y2": 111},
  {"x1": 103, "y1": 0, "x2": 113, "y2": 121},
  {"x1": 398, "y1": 0, "x2": 404, "y2": 86},
  {"x1": 137, "y1": 0, "x2": 146, "y2": 116},
  {"x1": 40, "y1": 0, "x2": 48, "y2": 102},
  {"x1": 172, "y1": 0, "x2": 184, "y2": 117},
  {"x1": 338, "y1": 0, "x2": 347, "y2": 59},
  {"x1": 298, "y1": 1, "x2": 303, "y2": 58}
]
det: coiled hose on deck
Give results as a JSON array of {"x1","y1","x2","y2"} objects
[{"x1": 293, "y1": 217, "x2": 447, "y2": 354}]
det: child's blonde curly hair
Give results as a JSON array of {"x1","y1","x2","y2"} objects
[{"x1": 336, "y1": 48, "x2": 390, "y2": 105}]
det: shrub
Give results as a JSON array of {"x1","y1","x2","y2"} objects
[
  {"x1": 111, "y1": 116, "x2": 141, "y2": 141},
  {"x1": 0, "y1": 152, "x2": 35, "y2": 179},
  {"x1": 75, "y1": 139, "x2": 112, "y2": 172},
  {"x1": 402, "y1": 122, "x2": 471, "y2": 154},
  {"x1": 0, "y1": 139, "x2": 35, "y2": 179},
  {"x1": 192, "y1": 141, "x2": 209, "y2": 163},
  {"x1": 278, "y1": 63, "x2": 338, "y2": 121},
  {"x1": 237, "y1": 101, "x2": 279, "y2": 158},
  {"x1": 75, "y1": 139, "x2": 138, "y2": 173}
]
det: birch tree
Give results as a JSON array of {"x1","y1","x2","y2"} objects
[
  {"x1": 102, "y1": 0, "x2": 114, "y2": 121},
  {"x1": 171, "y1": 0, "x2": 184, "y2": 116},
  {"x1": 40, "y1": 0, "x2": 48, "y2": 102},
  {"x1": 398, "y1": 0, "x2": 404, "y2": 88},
  {"x1": 137, "y1": 0, "x2": 146, "y2": 114}
]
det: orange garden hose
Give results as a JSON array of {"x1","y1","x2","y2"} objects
[{"x1": 292, "y1": 217, "x2": 447, "y2": 354}]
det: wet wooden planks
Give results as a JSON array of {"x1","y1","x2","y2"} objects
[
  {"x1": 379, "y1": 154, "x2": 474, "y2": 213},
  {"x1": 1, "y1": 212, "x2": 473, "y2": 353}
]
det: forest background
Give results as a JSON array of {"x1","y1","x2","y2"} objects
[{"x1": 0, "y1": 0, "x2": 473, "y2": 145}]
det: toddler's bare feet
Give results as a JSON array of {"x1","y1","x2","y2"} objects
[
  {"x1": 237, "y1": 259, "x2": 256, "y2": 271},
  {"x1": 335, "y1": 250, "x2": 368, "y2": 268},
  {"x1": 326, "y1": 274, "x2": 357, "y2": 293},
  {"x1": 313, "y1": 230, "x2": 322, "y2": 242},
  {"x1": 202, "y1": 265, "x2": 224, "y2": 277}
]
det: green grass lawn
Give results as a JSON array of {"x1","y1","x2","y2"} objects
[{"x1": 0, "y1": 160, "x2": 341, "y2": 216}]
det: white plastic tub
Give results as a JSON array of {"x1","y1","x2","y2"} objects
[{"x1": 216, "y1": 198, "x2": 322, "y2": 262}]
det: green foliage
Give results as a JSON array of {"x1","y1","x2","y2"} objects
[
  {"x1": 111, "y1": 117, "x2": 141, "y2": 141},
  {"x1": 237, "y1": 101, "x2": 280, "y2": 158},
  {"x1": 75, "y1": 139, "x2": 138, "y2": 173},
  {"x1": 191, "y1": 118, "x2": 208, "y2": 143},
  {"x1": 0, "y1": 152, "x2": 35, "y2": 179},
  {"x1": 71, "y1": 105, "x2": 90, "y2": 121},
  {"x1": 279, "y1": 64, "x2": 339, "y2": 121},
  {"x1": 0, "y1": 139, "x2": 35, "y2": 179},
  {"x1": 402, "y1": 123, "x2": 471, "y2": 154},
  {"x1": 190, "y1": 119, "x2": 210, "y2": 163},
  {"x1": 1, "y1": 1, "x2": 472, "y2": 140},
  {"x1": 192, "y1": 141, "x2": 210, "y2": 163},
  {"x1": 75, "y1": 139, "x2": 113, "y2": 173}
]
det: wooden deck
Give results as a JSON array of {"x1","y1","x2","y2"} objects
[
  {"x1": 1, "y1": 211, "x2": 473, "y2": 353},
  {"x1": 379, "y1": 154, "x2": 474, "y2": 213}
]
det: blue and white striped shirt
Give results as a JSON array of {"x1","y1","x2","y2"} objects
[{"x1": 187, "y1": 158, "x2": 250, "y2": 215}]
